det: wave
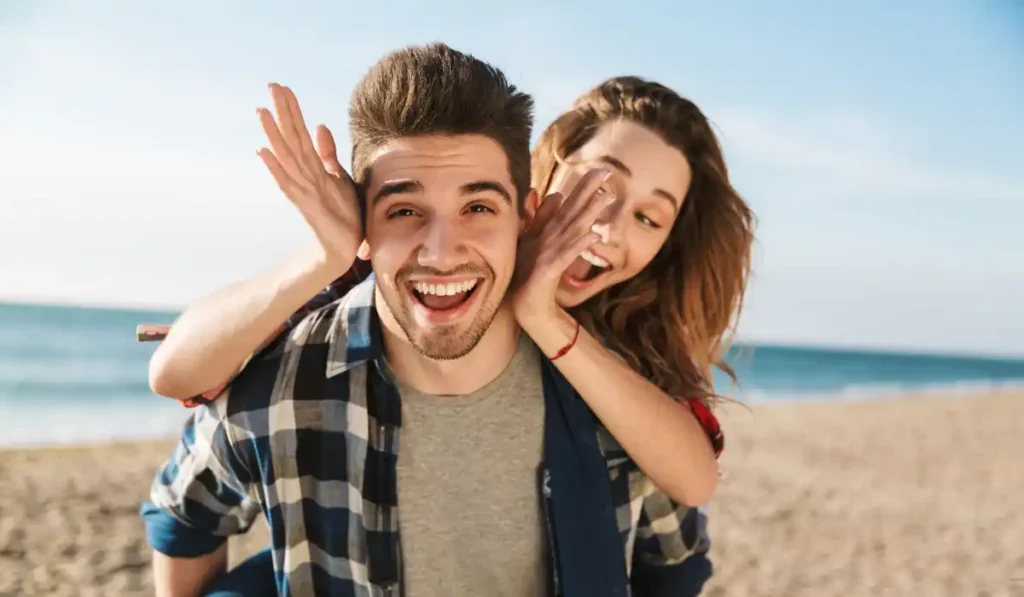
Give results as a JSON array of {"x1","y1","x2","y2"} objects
[
  {"x1": 1, "y1": 399, "x2": 189, "y2": 448},
  {"x1": 731, "y1": 377, "x2": 1024, "y2": 405},
  {"x1": 3, "y1": 378, "x2": 1023, "y2": 449}
]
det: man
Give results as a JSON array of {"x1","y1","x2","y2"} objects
[{"x1": 141, "y1": 43, "x2": 712, "y2": 597}]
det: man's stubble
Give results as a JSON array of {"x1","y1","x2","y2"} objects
[{"x1": 376, "y1": 275, "x2": 505, "y2": 361}]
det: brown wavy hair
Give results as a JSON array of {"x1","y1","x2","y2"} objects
[{"x1": 531, "y1": 76, "x2": 755, "y2": 405}]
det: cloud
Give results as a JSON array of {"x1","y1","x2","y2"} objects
[
  {"x1": 524, "y1": 76, "x2": 597, "y2": 139},
  {"x1": 523, "y1": 80, "x2": 1024, "y2": 205},
  {"x1": 713, "y1": 107, "x2": 1024, "y2": 203},
  {"x1": 737, "y1": 262, "x2": 1024, "y2": 358},
  {"x1": 2, "y1": 28, "x2": 1021, "y2": 355}
]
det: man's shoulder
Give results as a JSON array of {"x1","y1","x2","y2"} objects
[
  {"x1": 291, "y1": 274, "x2": 376, "y2": 354},
  {"x1": 219, "y1": 284, "x2": 377, "y2": 419}
]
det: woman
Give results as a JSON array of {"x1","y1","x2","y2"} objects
[
  {"x1": 145, "y1": 77, "x2": 752, "y2": 582},
  {"x1": 525, "y1": 76, "x2": 751, "y2": 418}
]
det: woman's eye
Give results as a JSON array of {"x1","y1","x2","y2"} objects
[{"x1": 635, "y1": 212, "x2": 661, "y2": 229}]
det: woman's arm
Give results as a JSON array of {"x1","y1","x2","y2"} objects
[
  {"x1": 513, "y1": 169, "x2": 720, "y2": 507},
  {"x1": 521, "y1": 311, "x2": 720, "y2": 507},
  {"x1": 149, "y1": 244, "x2": 341, "y2": 399},
  {"x1": 144, "y1": 256, "x2": 372, "y2": 403},
  {"x1": 149, "y1": 83, "x2": 366, "y2": 400}
]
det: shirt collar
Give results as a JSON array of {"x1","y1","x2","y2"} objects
[{"x1": 325, "y1": 273, "x2": 383, "y2": 378}]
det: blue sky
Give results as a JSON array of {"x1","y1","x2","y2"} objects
[{"x1": 1, "y1": 1, "x2": 1022, "y2": 356}]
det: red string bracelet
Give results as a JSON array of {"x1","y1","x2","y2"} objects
[
  {"x1": 549, "y1": 320, "x2": 581, "y2": 361},
  {"x1": 684, "y1": 398, "x2": 724, "y2": 459}
]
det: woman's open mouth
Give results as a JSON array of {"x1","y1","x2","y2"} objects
[{"x1": 561, "y1": 249, "x2": 613, "y2": 289}]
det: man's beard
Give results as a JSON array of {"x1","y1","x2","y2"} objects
[{"x1": 379, "y1": 265, "x2": 501, "y2": 360}]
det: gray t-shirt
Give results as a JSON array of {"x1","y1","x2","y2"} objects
[{"x1": 393, "y1": 334, "x2": 549, "y2": 596}]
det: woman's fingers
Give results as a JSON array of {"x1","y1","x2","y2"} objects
[
  {"x1": 528, "y1": 191, "x2": 563, "y2": 234},
  {"x1": 257, "y1": 148, "x2": 299, "y2": 200},
  {"x1": 559, "y1": 168, "x2": 612, "y2": 225},
  {"x1": 569, "y1": 190, "x2": 619, "y2": 243},
  {"x1": 551, "y1": 231, "x2": 603, "y2": 274},
  {"x1": 257, "y1": 106, "x2": 303, "y2": 179},
  {"x1": 315, "y1": 124, "x2": 346, "y2": 179},
  {"x1": 277, "y1": 84, "x2": 320, "y2": 176}
]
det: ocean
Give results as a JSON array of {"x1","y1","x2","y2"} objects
[{"x1": 2, "y1": 301, "x2": 1023, "y2": 448}]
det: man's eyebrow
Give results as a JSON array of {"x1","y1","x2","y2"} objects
[
  {"x1": 596, "y1": 154, "x2": 680, "y2": 211},
  {"x1": 371, "y1": 180, "x2": 423, "y2": 205},
  {"x1": 461, "y1": 180, "x2": 512, "y2": 204}
]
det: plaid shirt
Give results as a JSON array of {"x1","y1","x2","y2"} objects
[
  {"x1": 141, "y1": 275, "x2": 713, "y2": 597},
  {"x1": 164, "y1": 257, "x2": 725, "y2": 461},
  {"x1": 160, "y1": 259, "x2": 376, "y2": 408}
]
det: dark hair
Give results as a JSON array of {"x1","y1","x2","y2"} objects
[
  {"x1": 348, "y1": 42, "x2": 534, "y2": 207},
  {"x1": 532, "y1": 76, "x2": 756, "y2": 405}
]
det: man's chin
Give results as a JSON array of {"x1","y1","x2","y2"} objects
[
  {"x1": 387, "y1": 283, "x2": 501, "y2": 360},
  {"x1": 409, "y1": 329, "x2": 484, "y2": 361},
  {"x1": 404, "y1": 304, "x2": 495, "y2": 361}
]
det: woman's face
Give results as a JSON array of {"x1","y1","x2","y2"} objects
[{"x1": 541, "y1": 119, "x2": 692, "y2": 307}]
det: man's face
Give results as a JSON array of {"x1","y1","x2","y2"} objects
[{"x1": 363, "y1": 134, "x2": 520, "y2": 360}]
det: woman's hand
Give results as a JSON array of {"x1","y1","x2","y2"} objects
[
  {"x1": 256, "y1": 83, "x2": 362, "y2": 273},
  {"x1": 512, "y1": 167, "x2": 617, "y2": 332}
]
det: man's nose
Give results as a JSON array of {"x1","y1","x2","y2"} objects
[{"x1": 417, "y1": 218, "x2": 467, "y2": 268}]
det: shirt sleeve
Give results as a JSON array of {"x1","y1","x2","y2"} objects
[
  {"x1": 629, "y1": 491, "x2": 713, "y2": 597},
  {"x1": 140, "y1": 401, "x2": 260, "y2": 558}
]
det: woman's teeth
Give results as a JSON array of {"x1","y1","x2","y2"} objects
[
  {"x1": 579, "y1": 249, "x2": 610, "y2": 269},
  {"x1": 412, "y1": 279, "x2": 479, "y2": 296}
]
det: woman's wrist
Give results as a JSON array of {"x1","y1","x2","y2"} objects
[
  {"x1": 519, "y1": 307, "x2": 580, "y2": 358},
  {"x1": 295, "y1": 242, "x2": 352, "y2": 291}
]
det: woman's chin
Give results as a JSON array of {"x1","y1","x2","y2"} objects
[{"x1": 555, "y1": 285, "x2": 596, "y2": 309}]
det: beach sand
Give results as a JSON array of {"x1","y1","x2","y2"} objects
[{"x1": 1, "y1": 390, "x2": 1021, "y2": 596}]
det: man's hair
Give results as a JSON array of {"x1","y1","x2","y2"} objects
[{"x1": 348, "y1": 42, "x2": 534, "y2": 207}]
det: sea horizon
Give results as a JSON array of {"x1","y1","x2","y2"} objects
[
  {"x1": 3, "y1": 298, "x2": 1023, "y2": 362},
  {"x1": 2, "y1": 301, "x2": 1024, "y2": 449}
]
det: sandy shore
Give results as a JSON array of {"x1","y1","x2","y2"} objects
[{"x1": 1, "y1": 390, "x2": 1021, "y2": 596}]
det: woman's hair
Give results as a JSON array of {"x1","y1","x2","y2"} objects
[{"x1": 531, "y1": 76, "x2": 755, "y2": 405}]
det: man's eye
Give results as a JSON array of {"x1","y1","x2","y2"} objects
[
  {"x1": 467, "y1": 204, "x2": 496, "y2": 214},
  {"x1": 387, "y1": 208, "x2": 418, "y2": 219}
]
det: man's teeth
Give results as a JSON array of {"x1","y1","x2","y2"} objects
[
  {"x1": 580, "y1": 249, "x2": 610, "y2": 268},
  {"x1": 412, "y1": 279, "x2": 479, "y2": 296}
]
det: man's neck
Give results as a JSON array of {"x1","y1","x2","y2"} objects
[{"x1": 379, "y1": 304, "x2": 522, "y2": 396}]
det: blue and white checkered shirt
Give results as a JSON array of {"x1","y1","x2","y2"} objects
[{"x1": 142, "y1": 275, "x2": 713, "y2": 597}]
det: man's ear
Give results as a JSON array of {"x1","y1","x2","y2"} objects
[
  {"x1": 519, "y1": 188, "x2": 541, "y2": 234},
  {"x1": 356, "y1": 239, "x2": 371, "y2": 260}
]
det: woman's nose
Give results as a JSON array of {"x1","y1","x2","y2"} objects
[{"x1": 593, "y1": 195, "x2": 627, "y2": 246}]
